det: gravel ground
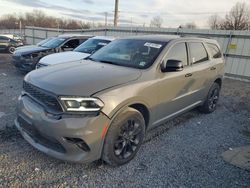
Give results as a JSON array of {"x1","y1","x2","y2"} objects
[{"x1": 0, "y1": 53, "x2": 250, "y2": 187}]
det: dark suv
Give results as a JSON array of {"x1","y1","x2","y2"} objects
[
  {"x1": 0, "y1": 35, "x2": 23, "y2": 53},
  {"x1": 15, "y1": 35, "x2": 224, "y2": 166},
  {"x1": 12, "y1": 34, "x2": 92, "y2": 72}
]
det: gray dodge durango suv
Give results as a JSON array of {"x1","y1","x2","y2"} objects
[{"x1": 15, "y1": 35, "x2": 224, "y2": 166}]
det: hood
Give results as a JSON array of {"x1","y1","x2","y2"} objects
[
  {"x1": 39, "y1": 51, "x2": 90, "y2": 65},
  {"x1": 15, "y1": 45, "x2": 37, "y2": 51},
  {"x1": 25, "y1": 60, "x2": 141, "y2": 96},
  {"x1": 14, "y1": 46, "x2": 50, "y2": 56}
]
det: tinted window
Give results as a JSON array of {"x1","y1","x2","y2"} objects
[
  {"x1": 166, "y1": 43, "x2": 188, "y2": 66},
  {"x1": 189, "y1": 42, "x2": 208, "y2": 64},
  {"x1": 64, "y1": 39, "x2": 80, "y2": 49},
  {"x1": 89, "y1": 39, "x2": 167, "y2": 69},
  {"x1": 206, "y1": 43, "x2": 222, "y2": 58}
]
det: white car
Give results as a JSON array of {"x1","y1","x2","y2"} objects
[{"x1": 36, "y1": 36, "x2": 115, "y2": 69}]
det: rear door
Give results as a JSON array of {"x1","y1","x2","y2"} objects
[{"x1": 186, "y1": 41, "x2": 215, "y2": 103}]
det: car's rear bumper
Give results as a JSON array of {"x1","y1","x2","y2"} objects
[{"x1": 15, "y1": 95, "x2": 110, "y2": 163}]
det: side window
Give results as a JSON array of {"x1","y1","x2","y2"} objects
[
  {"x1": 64, "y1": 39, "x2": 80, "y2": 49},
  {"x1": 0, "y1": 36, "x2": 8, "y2": 41},
  {"x1": 189, "y1": 42, "x2": 208, "y2": 64},
  {"x1": 166, "y1": 42, "x2": 188, "y2": 66},
  {"x1": 206, "y1": 43, "x2": 222, "y2": 59}
]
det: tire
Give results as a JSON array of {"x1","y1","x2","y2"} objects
[
  {"x1": 102, "y1": 107, "x2": 146, "y2": 166},
  {"x1": 199, "y1": 82, "x2": 220, "y2": 113},
  {"x1": 7, "y1": 46, "x2": 16, "y2": 54}
]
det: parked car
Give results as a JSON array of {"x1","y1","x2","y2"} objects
[
  {"x1": 1, "y1": 34, "x2": 25, "y2": 43},
  {"x1": 0, "y1": 35, "x2": 23, "y2": 53},
  {"x1": 15, "y1": 35, "x2": 224, "y2": 166},
  {"x1": 14, "y1": 37, "x2": 56, "y2": 51},
  {"x1": 12, "y1": 34, "x2": 92, "y2": 72},
  {"x1": 36, "y1": 36, "x2": 115, "y2": 69}
]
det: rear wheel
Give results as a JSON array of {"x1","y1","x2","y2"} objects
[
  {"x1": 102, "y1": 107, "x2": 145, "y2": 166},
  {"x1": 7, "y1": 46, "x2": 15, "y2": 54},
  {"x1": 199, "y1": 82, "x2": 220, "y2": 113}
]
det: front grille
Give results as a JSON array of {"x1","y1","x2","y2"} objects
[{"x1": 23, "y1": 81, "x2": 62, "y2": 112}]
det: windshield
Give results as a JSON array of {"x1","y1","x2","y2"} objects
[
  {"x1": 41, "y1": 37, "x2": 66, "y2": 48},
  {"x1": 37, "y1": 37, "x2": 55, "y2": 46},
  {"x1": 89, "y1": 39, "x2": 167, "y2": 69},
  {"x1": 74, "y1": 38, "x2": 111, "y2": 53}
]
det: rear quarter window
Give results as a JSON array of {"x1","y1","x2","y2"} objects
[{"x1": 206, "y1": 43, "x2": 222, "y2": 59}]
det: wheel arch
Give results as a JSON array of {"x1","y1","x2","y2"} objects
[
  {"x1": 214, "y1": 77, "x2": 222, "y2": 88},
  {"x1": 129, "y1": 103, "x2": 150, "y2": 129}
]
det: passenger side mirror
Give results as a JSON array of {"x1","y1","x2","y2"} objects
[{"x1": 161, "y1": 59, "x2": 183, "y2": 72}]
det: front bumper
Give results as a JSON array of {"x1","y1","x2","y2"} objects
[
  {"x1": 15, "y1": 95, "x2": 110, "y2": 163},
  {"x1": 12, "y1": 55, "x2": 37, "y2": 72}
]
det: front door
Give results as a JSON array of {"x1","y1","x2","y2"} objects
[{"x1": 154, "y1": 42, "x2": 197, "y2": 125}]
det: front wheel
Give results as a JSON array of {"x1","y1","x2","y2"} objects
[
  {"x1": 102, "y1": 107, "x2": 145, "y2": 166},
  {"x1": 199, "y1": 82, "x2": 220, "y2": 113},
  {"x1": 8, "y1": 46, "x2": 16, "y2": 54}
]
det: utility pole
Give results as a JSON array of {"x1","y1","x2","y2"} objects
[
  {"x1": 105, "y1": 12, "x2": 108, "y2": 27},
  {"x1": 114, "y1": 0, "x2": 119, "y2": 27},
  {"x1": 19, "y1": 20, "x2": 22, "y2": 34}
]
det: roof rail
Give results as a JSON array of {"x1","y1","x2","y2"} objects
[{"x1": 180, "y1": 34, "x2": 211, "y2": 39}]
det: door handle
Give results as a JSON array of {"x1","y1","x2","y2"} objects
[
  {"x1": 185, "y1": 73, "x2": 193, "y2": 77},
  {"x1": 210, "y1": 66, "x2": 216, "y2": 70}
]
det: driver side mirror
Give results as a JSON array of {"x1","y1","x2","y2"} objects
[
  {"x1": 61, "y1": 44, "x2": 73, "y2": 51},
  {"x1": 161, "y1": 59, "x2": 183, "y2": 72}
]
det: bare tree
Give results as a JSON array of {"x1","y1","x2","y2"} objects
[
  {"x1": 150, "y1": 16, "x2": 163, "y2": 28},
  {"x1": 221, "y1": 2, "x2": 250, "y2": 30},
  {"x1": 208, "y1": 14, "x2": 222, "y2": 29},
  {"x1": 0, "y1": 10, "x2": 90, "y2": 29}
]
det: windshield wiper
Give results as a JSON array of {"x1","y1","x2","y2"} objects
[
  {"x1": 98, "y1": 60, "x2": 118, "y2": 65},
  {"x1": 85, "y1": 57, "x2": 118, "y2": 66},
  {"x1": 85, "y1": 56, "x2": 94, "y2": 60}
]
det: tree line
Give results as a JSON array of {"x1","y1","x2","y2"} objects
[
  {"x1": 0, "y1": 10, "x2": 91, "y2": 29},
  {"x1": 150, "y1": 2, "x2": 250, "y2": 30}
]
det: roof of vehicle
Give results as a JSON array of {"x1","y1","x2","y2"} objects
[
  {"x1": 91, "y1": 36, "x2": 116, "y2": 41},
  {"x1": 57, "y1": 34, "x2": 93, "y2": 39},
  {"x1": 119, "y1": 34, "x2": 218, "y2": 44},
  {"x1": 121, "y1": 35, "x2": 180, "y2": 42}
]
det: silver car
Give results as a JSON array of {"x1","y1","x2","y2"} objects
[
  {"x1": 36, "y1": 36, "x2": 115, "y2": 69},
  {"x1": 15, "y1": 35, "x2": 224, "y2": 166}
]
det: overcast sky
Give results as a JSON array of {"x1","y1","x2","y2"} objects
[{"x1": 0, "y1": 0, "x2": 246, "y2": 28}]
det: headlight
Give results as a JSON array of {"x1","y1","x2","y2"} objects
[
  {"x1": 23, "y1": 53, "x2": 39, "y2": 59},
  {"x1": 59, "y1": 97, "x2": 104, "y2": 112}
]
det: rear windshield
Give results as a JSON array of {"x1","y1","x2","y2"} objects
[
  {"x1": 74, "y1": 38, "x2": 111, "y2": 54},
  {"x1": 88, "y1": 39, "x2": 167, "y2": 69}
]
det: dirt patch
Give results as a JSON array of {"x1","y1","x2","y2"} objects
[{"x1": 222, "y1": 146, "x2": 250, "y2": 171}]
